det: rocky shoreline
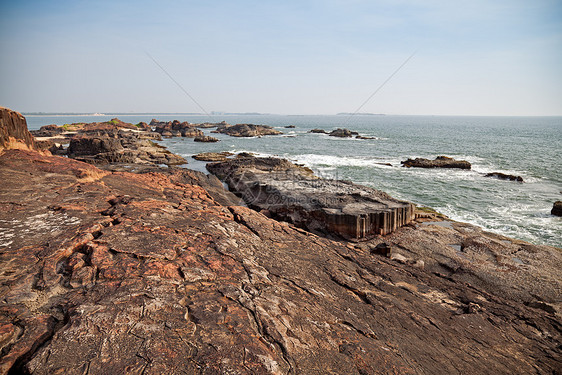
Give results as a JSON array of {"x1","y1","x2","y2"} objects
[{"x1": 1, "y1": 107, "x2": 561, "y2": 374}]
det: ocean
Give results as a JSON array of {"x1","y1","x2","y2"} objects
[{"x1": 25, "y1": 114, "x2": 562, "y2": 248}]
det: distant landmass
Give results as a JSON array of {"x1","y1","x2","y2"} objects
[
  {"x1": 336, "y1": 112, "x2": 385, "y2": 116},
  {"x1": 22, "y1": 112, "x2": 270, "y2": 116}
]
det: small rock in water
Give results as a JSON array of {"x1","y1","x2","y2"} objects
[
  {"x1": 551, "y1": 201, "x2": 562, "y2": 216},
  {"x1": 485, "y1": 172, "x2": 523, "y2": 182}
]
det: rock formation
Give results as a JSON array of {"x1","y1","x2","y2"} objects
[
  {"x1": 207, "y1": 157, "x2": 416, "y2": 240},
  {"x1": 193, "y1": 135, "x2": 219, "y2": 142},
  {"x1": 0, "y1": 107, "x2": 36, "y2": 151},
  {"x1": 401, "y1": 156, "x2": 472, "y2": 169},
  {"x1": 329, "y1": 128, "x2": 359, "y2": 138},
  {"x1": 192, "y1": 152, "x2": 233, "y2": 162},
  {"x1": 485, "y1": 172, "x2": 524, "y2": 182},
  {"x1": 552, "y1": 201, "x2": 562, "y2": 216},
  {"x1": 151, "y1": 119, "x2": 204, "y2": 138},
  {"x1": 212, "y1": 123, "x2": 282, "y2": 137},
  {"x1": 309, "y1": 129, "x2": 327, "y2": 133}
]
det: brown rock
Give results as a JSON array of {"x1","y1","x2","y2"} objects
[
  {"x1": 329, "y1": 128, "x2": 358, "y2": 137},
  {"x1": 0, "y1": 148, "x2": 560, "y2": 374},
  {"x1": 0, "y1": 107, "x2": 36, "y2": 151}
]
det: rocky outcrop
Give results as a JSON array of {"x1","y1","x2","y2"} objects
[
  {"x1": 0, "y1": 107, "x2": 36, "y2": 151},
  {"x1": 552, "y1": 201, "x2": 562, "y2": 216},
  {"x1": 29, "y1": 118, "x2": 186, "y2": 166},
  {"x1": 284, "y1": 125, "x2": 295, "y2": 128},
  {"x1": 0, "y1": 148, "x2": 560, "y2": 374},
  {"x1": 356, "y1": 135, "x2": 376, "y2": 140},
  {"x1": 192, "y1": 152, "x2": 233, "y2": 162},
  {"x1": 152, "y1": 120, "x2": 203, "y2": 138},
  {"x1": 207, "y1": 157, "x2": 416, "y2": 240},
  {"x1": 193, "y1": 135, "x2": 219, "y2": 142},
  {"x1": 485, "y1": 172, "x2": 524, "y2": 182},
  {"x1": 212, "y1": 123, "x2": 282, "y2": 137},
  {"x1": 329, "y1": 128, "x2": 358, "y2": 138},
  {"x1": 402, "y1": 156, "x2": 472, "y2": 169},
  {"x1": 309, "y1": 129, "x2": 327, "y2": 133}
]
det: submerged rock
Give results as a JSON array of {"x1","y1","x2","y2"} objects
[
  {"x1": 485, "y1": 172, "x2": 524, "y2": 182},
  {"x1": 401, "y1": 156, "x2": 472, "y2": 169},
  {"x1": 552, "y1": 201, "x2": 562, "y2": 216}
]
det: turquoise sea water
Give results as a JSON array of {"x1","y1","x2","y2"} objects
[{"x1": 26, "y1": 114, "x2": 562, "y2": 248}]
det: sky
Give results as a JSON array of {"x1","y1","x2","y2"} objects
[{"x1": 0, "y1": 0, "x2": 561, "y2": 115}]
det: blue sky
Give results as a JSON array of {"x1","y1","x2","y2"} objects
[{"x1": 1, "y1": 0, "x2": 561, "y2": 115}]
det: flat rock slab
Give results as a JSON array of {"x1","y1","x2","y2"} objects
[{"x1": 207, "y1": 157, "x2": 415, "y2": 240}]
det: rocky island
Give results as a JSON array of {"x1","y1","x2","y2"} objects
[{"x1": 0, "y1": 107, "x2": 560, "y2": 374}]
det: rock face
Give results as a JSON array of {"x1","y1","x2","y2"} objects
[
  {"x1": 0, "y1": 148, "x2": 560, "y2": 374},
  {"x1": 193, "y1": 135, "x2": 219, "y2": 142},
  {"x1": 207, "y1": 157, "x2": 416, "y2": 240},
  {"x1": 0, "y1": 107, "x2": 36, "y2": 151},
  {"x1": 552, "y1": 201, "x2": 562, "y2": 216},
  {"x1": 329, "y1": 128, "x2": 358, "y2": 138},
  {"x1": 402, "y1": 156, "x2": 472, "y2": 169},
  {"x1": 212, "y1": 123, "x2": 282, "y2": 137},
  {"x1": 485, "y1": 172, "x2": 524, "y2": 182}
]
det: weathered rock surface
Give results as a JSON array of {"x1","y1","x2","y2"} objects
[
  {"x1": 485, "y1": 172, "x2": 524, "y2": 182},
  {"x1": 552, "y1": 201, "x2": 562, "y2": 216},
  {"x1": 402, "y1": 156, "x2": 472, "y2": 169},
  {"x1": 192, "y1": 152, "x2": 233, "y2": 162},
  {"x1": 0, "y1": 148, "x2": 560, "y2": 374},
  {"x1": 207, "y1": 157, "x2": 416, "y2": 240},
  {"x1": 193, "y1": 135, "x2": 219, "y2": 143},
  {"x1": 212, "y1": 123, "x2": 282, "y2": 137},
  {"x1": 329, "y1": 128, "x2": 358, "y2": 138},
  {"x1": 0, "y1": 107, "x2": 36, "y2": 151}
]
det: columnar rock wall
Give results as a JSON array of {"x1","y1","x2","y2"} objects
[
  {"x1": 0, "y1": 107, "x2": 36, "y2": 151},
  {"x1": 207, "y1": 157, "x2": 416, "y2": 240}
]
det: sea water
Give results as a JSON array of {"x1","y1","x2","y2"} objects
[{"x1": 25, "y1": 114, "x2": 562, "y2": 247}]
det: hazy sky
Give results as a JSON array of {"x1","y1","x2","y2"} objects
[{"x1": 1, "y1": 0, "x2": 561, "y2": 115}]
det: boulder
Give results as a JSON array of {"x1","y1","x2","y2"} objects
[
  {"x1": 401, "y1": 156, "x2": 472, "y2": 169},
  {"x1": 485, "y1": 172, "x2": 524, "y2": 182},
  {"x1": 194, "y1": 135, "x2": 219, "y2": 142},
  {"x1": 329, "y1": 128, "x2": 358, "y2": 137},
  {"x1": 181, "y1": 128, "x2": 204, "y2": 138},
  {"x1": 552, "y1": 201, "x2": 562, "y2": 216},
  {"x1": 68, "y1": 136, "x2": 123, "y2": 156}
]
